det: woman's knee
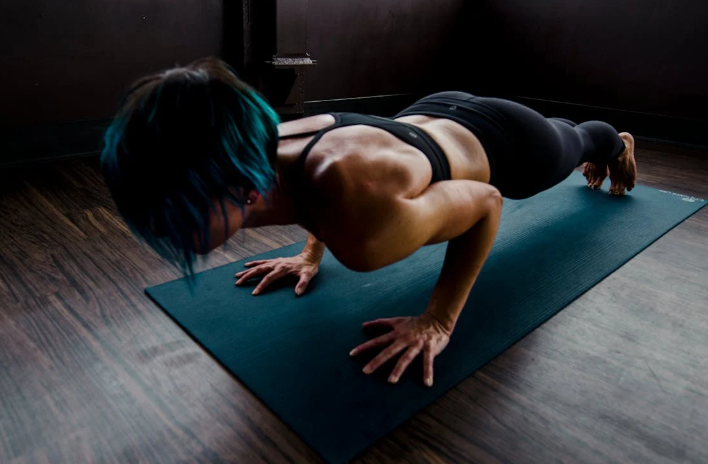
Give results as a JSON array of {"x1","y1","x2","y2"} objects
[{"x1": 576, "y1": 121, "x2": 624, "y2": 158}]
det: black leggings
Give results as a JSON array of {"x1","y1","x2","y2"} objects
[{"x1": 395, "y1": 91, "x2": 625, "y2": 199}]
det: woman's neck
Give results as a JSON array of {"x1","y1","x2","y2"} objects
[{"x1": 241, "y1": 150, "x2": 303, "y2": 229}]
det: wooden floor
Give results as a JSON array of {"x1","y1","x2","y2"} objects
[{"x1": 1, "y1": 140, "x2": 707, "y2": 463}]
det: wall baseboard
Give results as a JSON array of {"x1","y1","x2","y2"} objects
[
  {"x1": 304, "y1": 94, "x2": 421, "y2": 117},
  {"x1": 0, "y1": 119, "x2": 111, "y2": 169},
  {"x1": 2, "y1": 94, "x2": 705, "y2": 169},
  {"x1": 510, "y1": 96, "x2": 708, "y2": 151}
]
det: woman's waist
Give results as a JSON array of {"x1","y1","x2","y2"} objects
[{"x1": 394, "y1": 114, "x2": 491, "y2": 184}]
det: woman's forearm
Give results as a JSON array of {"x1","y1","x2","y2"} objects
[
  {"x1": 425, "y1": 196, "x2": 502, "y2": 332},
  {"x1": 302, "y1": 233, "x2": 326, "y2": 262}
]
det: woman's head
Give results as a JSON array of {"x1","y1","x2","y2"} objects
[{"x1": 101, "y1": 57, "x2": 280, "y2": 274}]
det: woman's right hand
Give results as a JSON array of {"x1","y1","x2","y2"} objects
[{"x1": 234, "y1": 253, "x2": 320, "y2": 296}]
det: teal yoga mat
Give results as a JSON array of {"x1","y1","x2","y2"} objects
[{"x1": 146, "y1": 173, "x2": 705, "y2": 463}]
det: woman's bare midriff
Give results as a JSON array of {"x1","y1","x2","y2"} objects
[{"x1": 394, "y1": 114, "x2": 490, "y2": 183}]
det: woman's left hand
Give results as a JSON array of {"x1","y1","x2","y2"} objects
[{"x1": 349, "y1": 314, "x2": 452, "y2": 387}]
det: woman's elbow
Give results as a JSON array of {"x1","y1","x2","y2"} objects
[{"x1": 486, "y1": 186, "x2": 503, "y2": 213}]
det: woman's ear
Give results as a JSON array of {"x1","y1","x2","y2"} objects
[{"x1": 245, "y1": 190, "x2": 260, "y2": 205}]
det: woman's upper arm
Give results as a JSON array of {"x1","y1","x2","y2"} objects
[
  {"x1": 410, "y1": 180, "x2": 502, "y2": 244},
  {"x1": 340, "y1": 180, "x2": 502, "y2": 271}
]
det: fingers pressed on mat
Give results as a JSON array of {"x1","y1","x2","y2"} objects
[
  {"x1": 350, "y1": 331, "x2": 397, "y2": 356},
  {"x1": 362, "y1": 318, "x2": 402, "y2": 329},
  {"x1": 362, "y1": 341, "x2": 408, "y2": 375},
  {"x1": 295, "y1": 274, "x2": 312, "y2": 295},
  {"x1": 388, "y1": 345, "x2": 422, "y2": 383},
  {"x1": 235, "y1": 266, "x2": 272, "y2": 285},
  {"x1": 245, "y1": 260, "x2": 269, "y2": 268},
  {"x1": 252, "y1": 269, "x2": 287, "y2": 295},
  {"x1": 424, "y1": 349, "x2": 434, "y2": 387}
]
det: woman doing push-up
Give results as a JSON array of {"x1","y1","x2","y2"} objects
[{"x1": 101, "y1": 58, "x2": 637, "y2": 387}]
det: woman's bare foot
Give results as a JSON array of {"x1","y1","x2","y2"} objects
[
  {"x1": 608, "y1": 132, "x2": 637, "y2": 196},
  {"x1": 582, "y1": 161, "x2": 609, "y2": 190}
]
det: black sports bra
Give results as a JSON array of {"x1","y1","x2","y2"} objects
[{"x1": 279, "y1": 112, "x2": 452, "y2": 184}]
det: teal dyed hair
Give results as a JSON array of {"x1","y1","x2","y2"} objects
[{"x1": 101, "y1": 57, "x2": 281, "y2": 274}]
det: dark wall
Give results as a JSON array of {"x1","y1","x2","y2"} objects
[
  {"x1": 0, "y1": 0, "x2": 224, "y2": 125},
  {"x1": 304, "y1": 0, "x2": 467, "y2": 101},
  {"x1": 4, "y1": 0, "x2": 706, "y2": 165},
  {"x1": 466, "y1": 0, "x2": 708, "y2": 121}
]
